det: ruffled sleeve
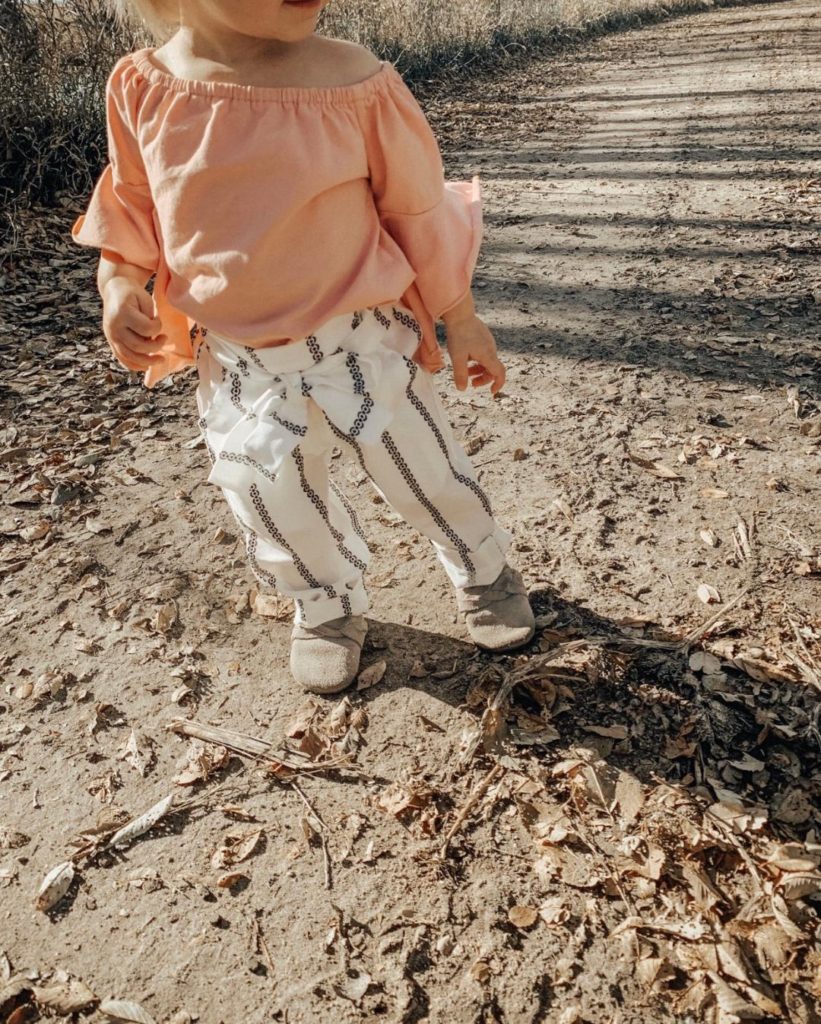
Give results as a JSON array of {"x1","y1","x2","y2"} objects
[
  {"x1": 71, "y1": 55, "x2": 195, "y2": 389},
  {"x1": 361, "y1": 66, "x2": 483, "y2": 371},
  {"x1": 71, "y1": 55, "x2": 160, "y2": 272}
]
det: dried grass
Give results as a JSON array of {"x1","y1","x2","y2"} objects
[{"x1": 0, "y1": 0, "x2": 760, "y2": 210}]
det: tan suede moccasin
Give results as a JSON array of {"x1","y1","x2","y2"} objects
[
  {"x1": 290, "y1": 614, "x2": 368, "y2": 694},
  {"x1": 456, "y1": 563, "x2": 535, "y2": 652}
]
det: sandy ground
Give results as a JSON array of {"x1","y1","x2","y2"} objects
[{"x1": 1, "y1": 2, "x2": 820, "y2": 1022}]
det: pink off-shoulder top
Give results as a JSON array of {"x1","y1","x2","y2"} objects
[{"x1": 71, "y1": 49, "x2": 483, "y2": 389}]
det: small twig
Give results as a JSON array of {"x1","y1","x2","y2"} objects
[
  {"x1": 677, "y1": 584, "x2": 754, "y2": 649},
  {"x1": 253, "y1": 914, "x2": 277, "y2": 992},
  {"x1": 290, "y1": 779, "x2": 333, "y2": 889},
  {"x1": 787, "y1": 617, "x2": 821, "y2": 691},
  {"x1": 289, "y1": 780, "x2": 329, "y2": 831},
  {"x1": 440, "y1": 762, "x2": 506, "y2": 857},
  {"x1": 168, "y1": 717, "x2": 367, "y2": 778},
  {"x1": 568, "y1": 791, "x2": 637, "y2": 915},
  {"x1": 702, "y1": 807, "x2": 764, "y2": 893}
]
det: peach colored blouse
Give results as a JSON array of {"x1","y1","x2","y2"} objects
[{"x1": 71, "y1": 49, "x2": 483, "y2": 389}]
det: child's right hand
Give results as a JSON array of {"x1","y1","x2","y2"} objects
[{"x1": 101, "y1": 277, "x2": 166, "y2": 373}]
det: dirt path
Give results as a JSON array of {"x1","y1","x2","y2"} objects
[{"x1": 2, "y1": 3, "x2": 819, "y2": 1023}]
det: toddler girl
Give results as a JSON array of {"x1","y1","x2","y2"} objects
[{"x1": 72, "y1": 0, "x2": 535, "y2": 694}]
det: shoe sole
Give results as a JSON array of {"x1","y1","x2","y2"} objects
[{"x1": 470, "y1": 621, "x2": 536, "y2": 653}]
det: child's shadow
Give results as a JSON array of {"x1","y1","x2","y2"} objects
[{"x1": 360, "y1": 584, "x2": 789, "y2": 799}]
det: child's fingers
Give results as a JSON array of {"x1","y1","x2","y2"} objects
[
  {"x1": 487, "y1": 356, "x2": 506, "y2": 397},
  {"x1": 133, "y1": 287, "x2": 160, "y2": 320},
  {"x1": 117, "y1": 326, "x2": 166, "y2": 354},
  {"x1": 450, "y1": 351, "x2": 469, "y2": 392},
  {"x1": 467, "y1": 357, "x2": 505, "y2": 396},
  {"x1": 110, "y1": 329, "x2": 166, "y2": 370},
  {"x1": 119, "y1": 296, "x2": 162, "y2": 339},
  {"x1": 124, "y1": 305, "x2": 163, "y2": 338},
  {"x1": 110, "y1": 345, "x2": 151, "y2": 373}
]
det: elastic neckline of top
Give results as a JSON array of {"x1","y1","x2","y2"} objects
[{"x1": 130, "y1": 48, "x2": 397, "y2": 102}]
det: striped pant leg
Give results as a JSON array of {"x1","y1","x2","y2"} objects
[
  {"x1": 200, "y1": 397, "x2": 371, "y2": 629},
  {"x1": 329, "y1": 357, "x2": 512, "y2": 590}
]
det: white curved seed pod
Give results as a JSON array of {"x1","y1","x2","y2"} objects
[{"x1": 35, "y1": 860, "x2": 75, "y2": 912}]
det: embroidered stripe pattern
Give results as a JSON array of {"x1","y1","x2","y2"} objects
[
  {"x1": 324, "y1": 413, "x2": 369, "y2": 476},
  {"x1": 217, "y1": 449, "x2": 279, "y2": 485},
  {"x1": 402, "y1": 357, "x2": 493, "y2": 517},
  {"x1": 229, "y1": 371, "x2": 257, "y2": 418},
  {"x1": 249, "y1": 483, "x2": 341, "y2": 602},
  {"x1": 245, "y1": 531, "x2": 278, "y2": 589},
  {"x1": 306, "y1": 336, "x2": 323, "y2": 362},
  {"x1": 381, "y1": 430, "x2": 475, "y2": 574},
  {"x1": 269, "y1": 409, "x2": 307, "y2": 436},
  {"x1": 373, "y1": 307, "x2": 391, "y2": 331},
  {"x1": 345, "y1": 353, "x2": 374, "y2": 438},
  {"x1": 249, "y1": 482, "x2": 319, "y2": 588},
  {"x1": 243, "y1": 346, "x2": 268, "y2": 371},
  {"x1": 329, "y1": 480, "x2": 368, "y2": 548},
  {"x1": 292, "y1": 449, "x2": 367, "y2": 572},
  {"x1": 391, "y1": 306, "x2": 422, "y2": 344},
  {"x1": 198, "y1": 415, "x2": 217, "y2": 466},
  {"x1": 248, "y1": 483, "x2": 337, "y2": 602}
]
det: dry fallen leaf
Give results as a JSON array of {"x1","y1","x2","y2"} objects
[
  {"x1": 152, "y1": 601, "x2": 177, "y2": 634},
  {"x1": 32, "y1": 978, "x2": 98, "y2": 1015},
  {"x1": 696, "y1": 583, "x2": 721, "y2": 604},
  {"x1": 211, "y1": 828, "x2": 264, "y2": 870},
  {"x1": 333, "y1": 968, "x2": 372, "y2": 1006},
  {"x1": 216, "y1": 872, "x2": 249, "y2": 889},
  {"x1": 118, "y1": 730, "x2": 155, "y2": 778},
  {"x1": 538, "y1": 896, "x2": 570, "y2": 925},
  {"x1": 173, "y1": 741, "x2": 229, "y2": 787},
  {"x1": 508, "y1": 905, "x2": 539, "y2": 928},
  {"x1": 108, "y1": 794, "x2": 175, "y2": 851},
  {"x1": 375, "y1": 780, "x2": 434, "y2": 819},
  {"x1": 552, "y1": 496, "x2": 574, "y2": 521},
  {"x1": 614, "y1": 772, "x2": 645, "y2": 825},
  {"x1": 584, "y1": 723, "x2": 628, "y2": 740},
  {"x1": 250, "y1": 590, "x2": 291, "y2": 620},
  {"x1": 99, "y1": 998, "x2": 157, "y2": 1024},
  {"x1": 356, "y1": 659, "x2": 387, "y2": 691},
  {"x1": 629, "y1": 453, "x2": 685, "y2": 480},
  {"x1": 469, "y1": 960, "x2": 491, "y2": 983},
  {"x1": 35, "y1": 861, "x2": 75, "y2": 913}
]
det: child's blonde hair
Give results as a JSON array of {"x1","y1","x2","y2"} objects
[{"x1": 109, "y1": 0, "x2": 178, "y2": 43}]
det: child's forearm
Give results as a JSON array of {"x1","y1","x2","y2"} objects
[
  {"x1": 441, "y1": 287, "x2": 476, "y2": 326},
  {"x1": 97, "y1": 253, "x2": 153, "y2": 301}
]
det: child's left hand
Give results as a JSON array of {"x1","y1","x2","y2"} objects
[{"x1": 444, "y1": 314, "x2": 506, "y2": 397}]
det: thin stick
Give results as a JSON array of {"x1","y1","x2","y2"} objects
[
  {"x1": 168, "y1": 717, "x2": 365, "y2": 777},
  {"x1": 677, "y1": 584, "x2": 754, "y2": 649},
  {"x1": 290, "y1": 779, "x2": 333, "y2": 890},
  {"x1": 440, "y1": 762, "x2": 506, "y2": 857},
  {"x1": 254, "y1": 916, "x2": 277, "y2": 991},
  {"x1": 787, "y1": 617, "x2": 821, "y2": 691},
  {"x1": 568, "y1": 791, "x2": 637, "y2": 916},
  {"x1": 289, "y1": 779, "x2": 329, "y2": 831}
]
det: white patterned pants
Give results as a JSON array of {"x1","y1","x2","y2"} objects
[{"x1": 194, "y1": 301, "x2": 511, "y2": 627}]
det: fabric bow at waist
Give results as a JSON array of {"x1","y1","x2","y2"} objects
[{"x1": 199, "y1": 307, "x2": 418, "y2": 495}]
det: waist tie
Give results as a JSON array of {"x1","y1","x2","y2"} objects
[{"x1": 196, "y1": 303, "x2": 422, "y2": 495}]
